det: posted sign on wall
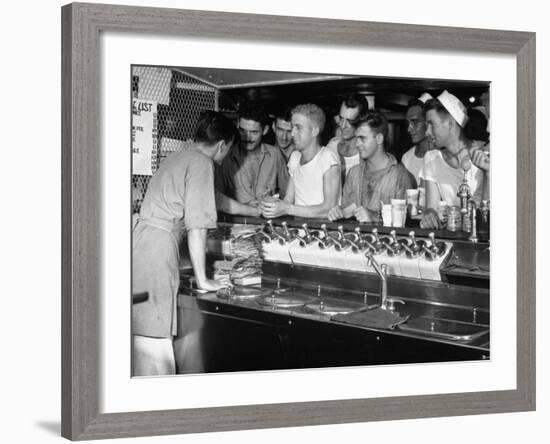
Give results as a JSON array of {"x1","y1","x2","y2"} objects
[{"x1": 132, "y1": 99, "x2": 158, "y2": 176}]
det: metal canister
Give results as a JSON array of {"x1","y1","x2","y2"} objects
[
  {"x1": 462, "y1": 209, "x2": 472, "y2": 233},
  {"x1": 418, "y1": 187, "x2": 426, "y2": 212},
  {"x1": 437, "y1": 201, "x2": 448, "y2": 225},
  {"x1": 447, "y1": 206, "x2": 461, "y2": 232}
]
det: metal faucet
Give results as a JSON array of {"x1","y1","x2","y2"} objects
[
  {"x1": 365, "y1": 252, "x2": 388, "y2": 309},
  {"x1": 317, "y1": 224, "x2": 334, "y2": 249},
  {"x1": 297, "y1": 223, "x2": 319, "y2": 246},
  {"x1": 264, "y1": 220, "x2": 287, "y2": 244},
  {"x1": 383, "y1": 230, "x2": 404, "y2": 256},
  {"x1": 258, "y1": 231, "x2": 273, "y2": 243},
  {"x1": 351, "y1": 227, "x2": 365, "y2": 252},
  {"x1": 369, "y1": 228, "x2": 386, "y2": 254},
  {"x1": 316, "y1": 223, "x2": 347, "y2": 250},
  {"x1": 408, "y1": 231, "x2": 419, "y2": 250},
  {"x1": 338, "y1": 225, "x2": 346, "y2": 242},
  {"x1": 330, "y1": 225, "x2": 346, "y2": 251},
  {"x1": 300, "y1": 223, "x2": 312, "y2": 241},
  {"x1": 330, "y1": 235, "x2": 346, "y2": 251},
  {"x1": 352, "y1": 227, "x2": 378, "y2": 253},
  {"x1": 423, "y1": 232, "x2": 446, "y2": 260},
  {"x1": 282, "y1": 221, "x2": 299, "y2": 242},
  {"x1": 400, "y1": 230, "x2": 423, "y2": 258},
  {"x1": 309, "y1": 230, "x2": 325, "y2": 244},
  {"x1": 335, "y1": 227, "x2": 365, "y2": 253},
  {"x1": 371, "y1": 228, "x2": 382, "y2": 247},
  {"x1": 365, "y1": 252, "x2": 406, "y2": 313},
  {"x1": 333, "y1": 225, "x2": 360, "y2": 251}
]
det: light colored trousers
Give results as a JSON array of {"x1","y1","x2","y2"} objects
[{"x1": 132, "y1": 333, "x2": 205, "y2": 376}]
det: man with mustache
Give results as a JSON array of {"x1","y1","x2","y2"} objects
[{"x1": 217, "y1": 100, "x2": 289, "y2": 206}]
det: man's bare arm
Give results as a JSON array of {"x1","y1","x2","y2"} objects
[{"x1": 215, "y1": 191, "x2": 261, "y2": 217}]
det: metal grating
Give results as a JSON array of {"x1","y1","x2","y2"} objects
[{"x1": 131, "y1": 66, "x2": 218, "y2": 213}]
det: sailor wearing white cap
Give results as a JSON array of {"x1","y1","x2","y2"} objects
[
  {"x1": 418, "y1": 92, "x2": 434, "y2": 104},
  {"x1": 436, "y1": 90, "x2": 470, "y2": 128},
  {"x1": 419, "y1": 91, "x2": 490, "y2": 229}
]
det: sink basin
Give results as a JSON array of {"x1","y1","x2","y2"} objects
[
  {"x1": 397, "y1": 317, "x2": 489, "y2": 342},
  {"x1": 216, "y1": 286, "x2": 273, "y2": 300},
  {"x1": 304, "y1": 298, "x2": 370, "y2": 316},
  {"x1": 256, "y1": 290, "x2": 316, "y2": 308}
]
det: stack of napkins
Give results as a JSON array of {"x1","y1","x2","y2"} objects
[{"x1": 213, "y1": 225, "x2": 264, "y2": 285}]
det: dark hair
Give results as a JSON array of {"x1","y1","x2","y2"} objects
[
  {"x1": 273, "y1": 106, "x2": 292, "y2": 123},
  {"x1": 407, "y1": 98, "x2": 425, "y2": 111},
  {"x1": 424, "y1": 98, "x2": 451, "y2": 120},
  {"x1": 355, "y1": 110, "x2": 389, "y2": 149},
  {"x1": 238, "y1": 100, "x2": 268, "y2": 127},
  {"x1": 194, "y1": 110, "x2": 238, "y2": 145},
  {"x1": 342, "y1": 93, "x2": 369, "y2": 115},
  {"x1": 464, "y1": 108, "x2": 489, "y2": 142}
]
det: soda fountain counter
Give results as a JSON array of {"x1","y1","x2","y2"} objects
[{"x1": 175, "y1": 215, "x2": 490, "y2": 374}]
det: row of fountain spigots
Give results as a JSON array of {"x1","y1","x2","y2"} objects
[{"x1": 262, "y1": 221, "x2": 447, "y2": 261}]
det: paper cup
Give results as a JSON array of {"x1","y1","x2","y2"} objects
[
  {"x1": 381, "y1": 204, "x2": 393, "y2": 227},
  {"x1": 391, "y1": 200, "x2": 407, "y2": 227},
  {"x1": 391, "y1": 199, "x2": 406, "y2": 206}
]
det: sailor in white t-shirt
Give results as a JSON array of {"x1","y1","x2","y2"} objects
[
  {"x1": 260, "y1": 103, "x2": 341, "y2": 219},
  {"x1": 421, "y1": 149, "x2": 484, "y2": 207},
  {"x1": 400, "y1": 96, "x2": 436, "y2": 185},
  {"x1": 420, "y1": 90, "x2": 490, "y2": 230}
]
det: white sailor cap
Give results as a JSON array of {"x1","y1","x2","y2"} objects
[
  {"x1": 437, "y1": 90, "x2": 469, "y2": 128},
  {"x1": 418, "y1": 92, "x2": 433, "y2": 103}
]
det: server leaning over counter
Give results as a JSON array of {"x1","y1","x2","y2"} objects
[{"x1": 132, "y1": 111, "x2": 236, "y2": 376}]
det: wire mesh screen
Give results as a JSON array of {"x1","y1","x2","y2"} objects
[{"x1": 131, "y1": 66, "x2": 218, "y2": 213}]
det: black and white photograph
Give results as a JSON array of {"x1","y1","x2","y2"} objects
[
  {"x1": 3, "y1": 0, "x2": 544, "y2": 443},
  {"x1": 131, "y1": 65, "x2": 491, "y2": 377}
]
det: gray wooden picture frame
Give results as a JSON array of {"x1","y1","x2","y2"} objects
[{"x1": 61, "y1": 2, "x2": 536, "y2": 440}]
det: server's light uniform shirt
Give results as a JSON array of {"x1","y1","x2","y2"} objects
[{"x1": 132, "y1": 147, "x2": 217, "y2": 338}]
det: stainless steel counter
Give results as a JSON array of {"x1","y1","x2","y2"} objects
[
  {"x1": 174, "y1": 220, "x2": 490, "y2": 373},
  {"x1": 179, "y1": 277, "x2": 489, "y2": 352}
]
